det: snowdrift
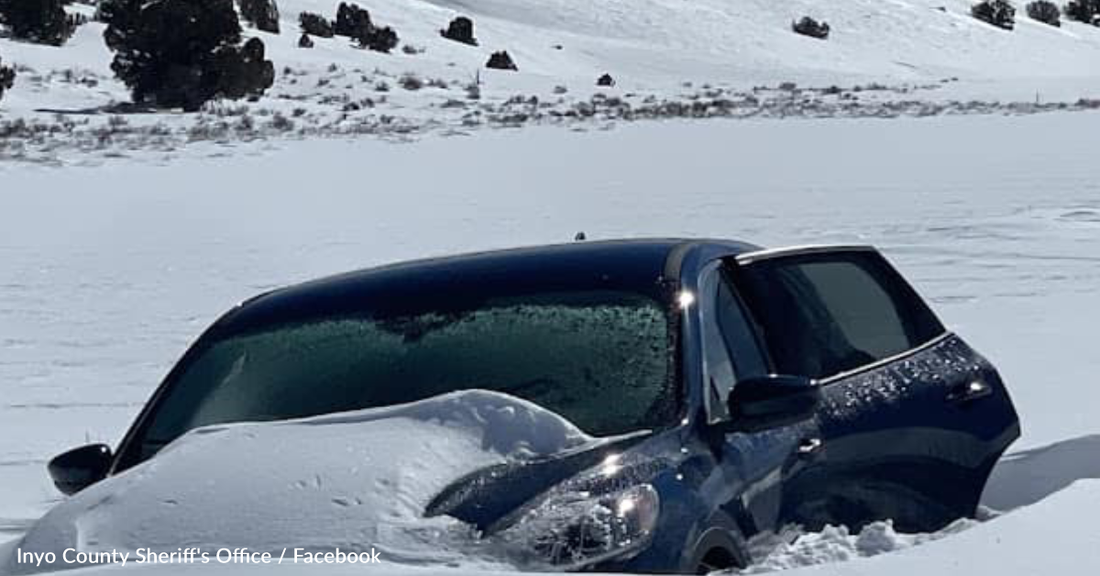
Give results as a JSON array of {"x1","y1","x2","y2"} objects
[
  {"x1": 762, "y1": 479, "x2": 1100, "y2": 576},
  {"x1": 0, "y1": 390, "x2": 595, "y2": 575}
]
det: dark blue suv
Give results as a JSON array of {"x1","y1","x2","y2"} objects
[{"x1": 48, "y1": 239, "x2": 1020, "y2": 573}]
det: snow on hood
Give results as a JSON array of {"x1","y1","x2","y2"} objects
[{"x1": 3, "y1": 390, "x2": 594, "y2": 575}]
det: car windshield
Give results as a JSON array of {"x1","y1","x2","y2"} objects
[{"x1": 137, "y1": 290, "x2": 674, "y2": 459}]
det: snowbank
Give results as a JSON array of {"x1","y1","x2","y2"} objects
[
  {"x1": 1, "y1": 391, "x2": 593, "y2": 575},
  {"x1": 747, "y1": 479, "x2": 1100, "y2": 576},
  {"x1": 738, "y1": 517, "x2": 981, "y2": 574}
]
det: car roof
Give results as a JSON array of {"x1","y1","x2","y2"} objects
[{"x1": 215, "y1": 238, "x2": 762, "y2": 336}]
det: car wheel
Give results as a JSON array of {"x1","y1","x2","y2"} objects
[
  {"x1": 695, "y1": 546, "x2": 739, "y2": 574},
  {"x1": 687, "y1": 521, "x2": 749, "y2": 574}
]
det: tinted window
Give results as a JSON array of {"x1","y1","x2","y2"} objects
[
  {"x1": 733, "y1": 251, "x2": 943, "y2": 380},
  {"x1": 699, "y1": 267, "x2": 737, "y2": 422},
  {"x1": 716, "y1": 276, "x2": 769, "y2": 380},
  {"x1": 137, "y1": 291, "x2": 673, "y2": 462},
  {"x1": 700, "y1": 265, "x2": 770, "y2": 422}
]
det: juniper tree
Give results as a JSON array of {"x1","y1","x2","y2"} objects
[
  {"x1": 0, "y1": 0, "x2": 75, "y2": 45},
  {"x1": 972, "y1": 0, "x2": 1017, "y2": 30},
  {"x1": 486, "y1": 51, "x2": 517, "y2": 71},
  {"x1": 359, "y1": 25, "x2": 397, "y2": 53},
  {"x1": 0, "y1": 57, "x2": 15, "y2": 103},
  {"x1": 299, "y1": 12, "x2": 333, "y2": 37},
  {"x1": 334, "y1": 2, "x2": 370, "y2": 38},
  {"x1": 239, "y1": 0, "x2": 279, "y2": 34},
  {"x1": 441, "y1": 16, "x2": 477, "y2": 46},
  {"x1": 792, "y1": 16, "x2": 830, "y2": 39},
  {"x1": 101, "y1": 0, "x2": 274, "y2": 111},
  {"x1": 1066, "y1": 0, "x2": 1100, "y2": 24},
  {"x1": 1026, "y1": 1, "x2": 1061, "y2": 25}
]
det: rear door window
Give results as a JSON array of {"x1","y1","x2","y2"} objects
[{"x1": 731, "y1": 249, "x2": 944, "y2": 380}]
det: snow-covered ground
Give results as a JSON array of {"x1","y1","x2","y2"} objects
[{"x1": 2, "y1": 109, "x2": 1100, "y2": 574}]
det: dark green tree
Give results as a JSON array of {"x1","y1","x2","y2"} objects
[
  {"x1": 334, "y1": 2, "x2": 370, "y2": 38},
  {"x1": 0, "y1": 56, "x2": 15, "y2": 103},
  {"x1": 972, "y1": 0, "x2": 1017, "y2": 30},
  {"x1": 359, "y1": 25, "x2": 397, "y2": 53},
  {"x1": 0, "y1": 0, "x2": 75, "y2": 45},
  {"x1": 1027, "y1": 1, "x2": 1061, "y2": 25},
  {"x1": 1065, "y1": 0, "x2": 1100, "y2": 24},
  {"x1": 238, "y1": 0, "x2": 279, "y2": 34},
  {"x1": 486, "y1": 51, "x2": 517, "y2": 71},
  {"x1": 332, "y1": 3, "x2": 397, "y2": 53},
  {"x1": 441, "y1": 16, "x2": 477, "y2": 46},
  {"x1": 792, "y1": 16, "x2": 830, "y2": 39},
  {"x1": 298, "y1": 12, "x2": 333, "y2": 37},
  {"x1": 101, "y1": 0, "x2": 274, "y2": 111}
]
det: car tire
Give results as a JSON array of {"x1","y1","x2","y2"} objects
[
  {"x1": 686, "y1": 513, "x2": 750, "y2": 574},
  {"x1": 693, "y1": 545, "x2": 740, "y2": 574}
]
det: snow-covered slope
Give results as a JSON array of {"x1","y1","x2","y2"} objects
[
  {"x1": 361, "y1": 0, "x2": 1100, "y2": 83},
  {"x1": 8, "y1": 0, "x2": 1100, "y2": 90},
  {"x1": 3, "y1": 0, "x2": 1100, "y2": 164}
]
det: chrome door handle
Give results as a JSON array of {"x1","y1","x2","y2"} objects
[
  {"x1": 947, "y1": 380, "x2": 992, "y2": 405},
  {"x1": 797, "y1": 437, "x2": 823, "y2": 458}
]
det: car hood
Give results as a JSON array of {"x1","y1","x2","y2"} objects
[{"x1": 3, "y1": 390, "x2": 621, "y2": 575}]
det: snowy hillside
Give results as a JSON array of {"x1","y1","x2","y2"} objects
[
  {"x1": 2, "y1": 0, "x2": 1100, "y2": 163},
  {"x1": 261, "y1": 0, "x2": 1100, "y2": 85},
  {"x1": 8, "y1": 0, "x2": 1100, "y2": 86}
]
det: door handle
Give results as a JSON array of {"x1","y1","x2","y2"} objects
[
  {"x1": 947, "y1": 380, "x2": 992, "y2": 405},
  {"x1": 796, "y1": 437, "x2": 823, "y2": 459}
]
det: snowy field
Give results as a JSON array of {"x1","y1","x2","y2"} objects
[{"x1": 2, "y1": 109, "x2": 1100, "y2": 574}]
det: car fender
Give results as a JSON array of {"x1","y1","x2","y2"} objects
[{"x1": 683, "y1": 510, "x2": 750, "y2": 572}]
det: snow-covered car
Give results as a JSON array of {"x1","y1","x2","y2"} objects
[{"x1": 15, "y1": 239, "x2": 1019, "y2": 574}]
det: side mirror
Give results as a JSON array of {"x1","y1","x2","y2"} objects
[
  {"x1": 48, "y1": 443, "x2": 113, "y2": 495},
  {"x1": 725, "y1": 375, "x2": 820, "y2": 433}
]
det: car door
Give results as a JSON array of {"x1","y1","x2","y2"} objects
[
  {"x1": 696, "y1": 261, "x2": 827, "y2": 545},
  {"x1": 727, "y1": 246, "x2": 1020, "y2": 532}
]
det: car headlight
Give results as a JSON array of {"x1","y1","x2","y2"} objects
[{"x1": 497, "y1": 484, "x2": 660, "y2": 569}]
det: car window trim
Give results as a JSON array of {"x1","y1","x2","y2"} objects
[
  {"x1": 815, "y1": 330, "x2": 953, "y2": 386},
  {"x1": 735, "y1": 244, "x2": 877, "y2": 266}
]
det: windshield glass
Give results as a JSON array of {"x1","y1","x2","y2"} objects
[{"x1": 138, "y1": 290, "x2": 674, "y2": 459}]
